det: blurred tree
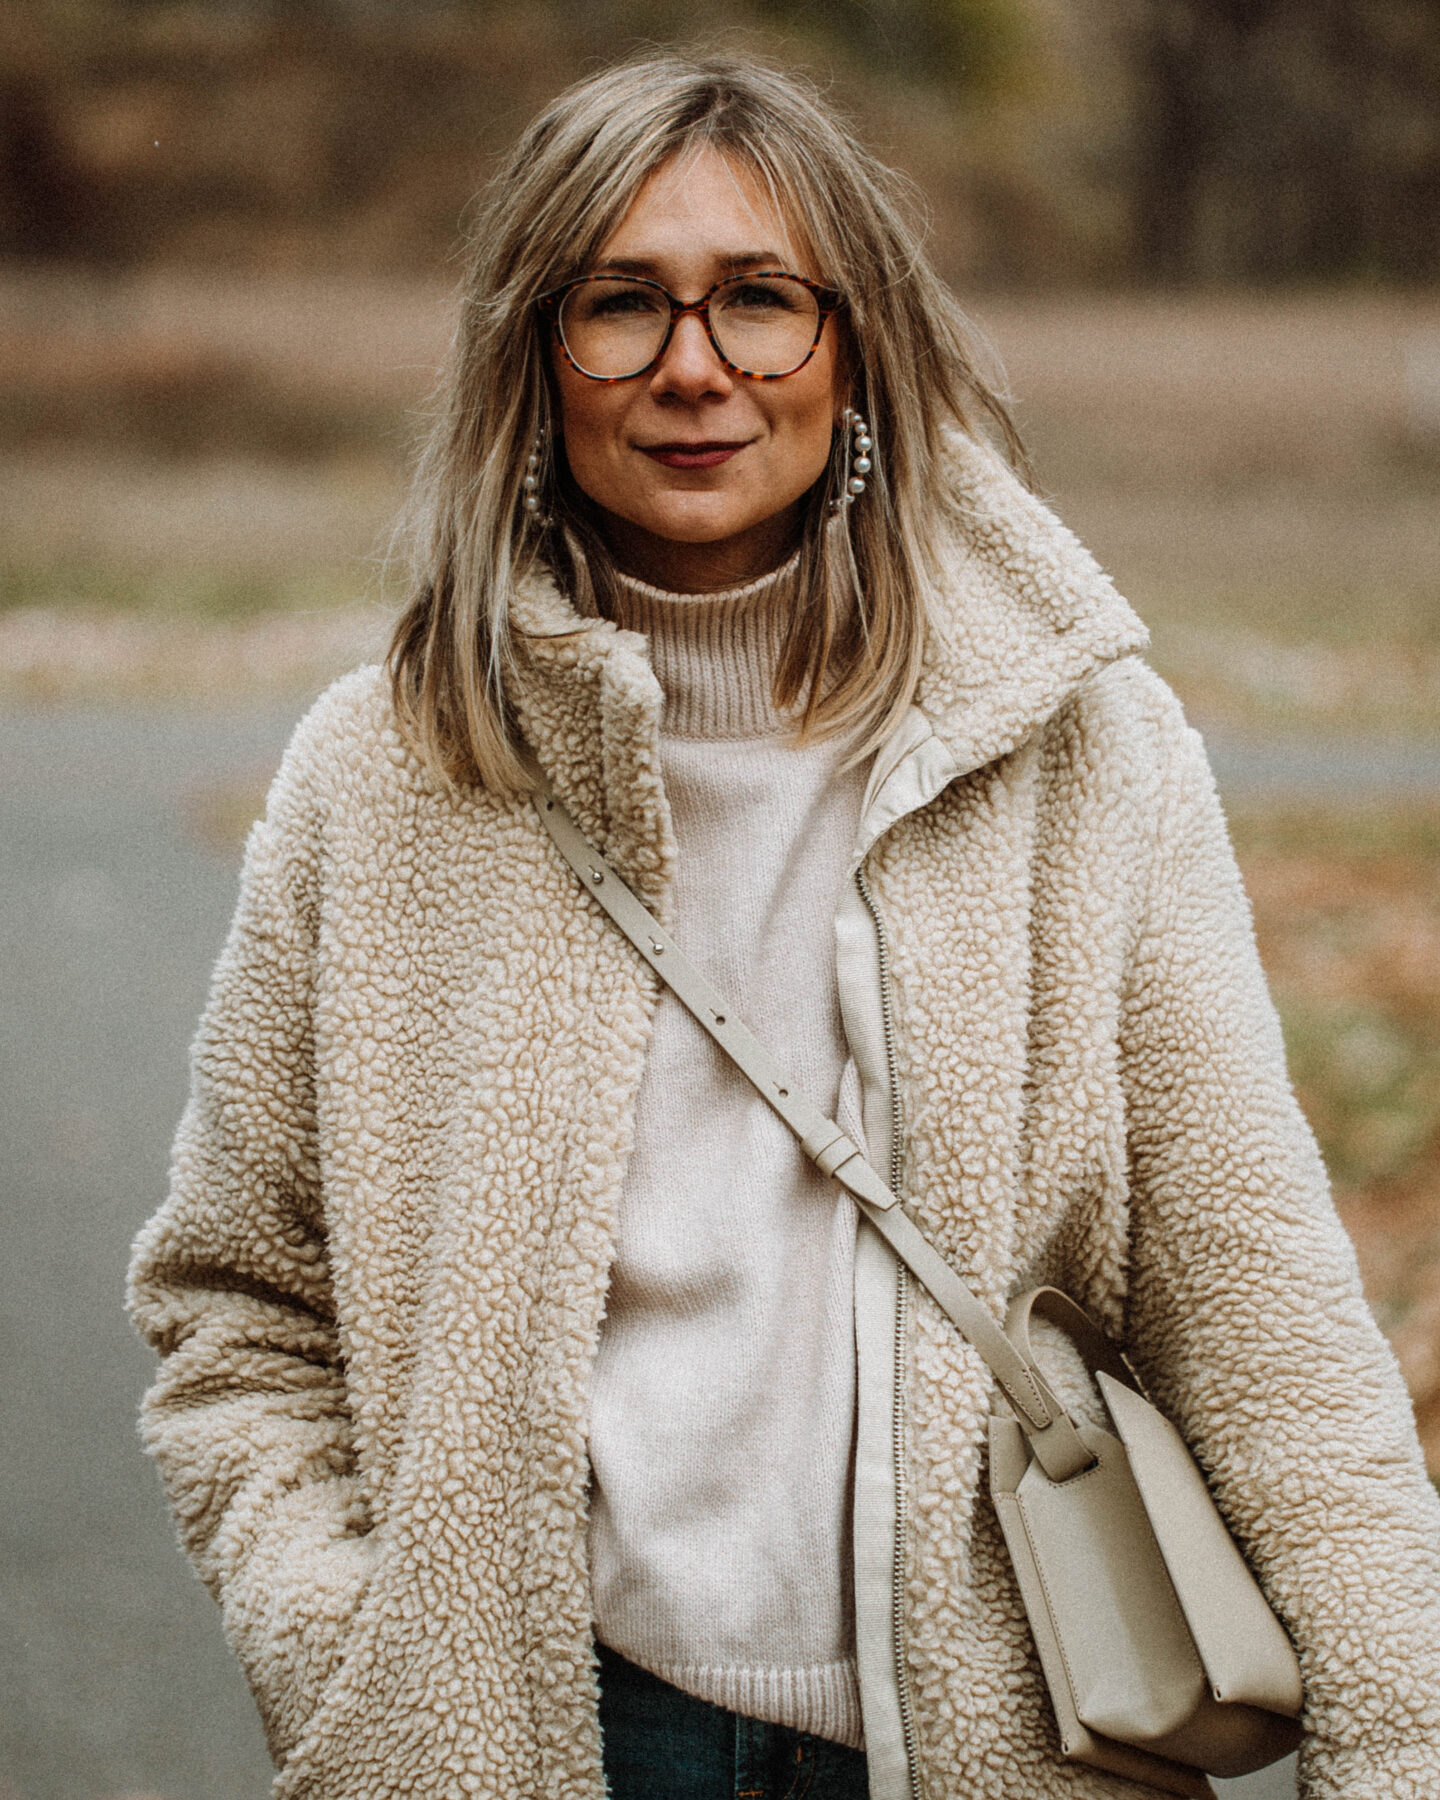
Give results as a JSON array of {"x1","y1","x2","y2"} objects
[
  {"x1": 748, "y1": 0, "x2": 1027, "y2": 93},
  {"x1": 0, "y1": 75, "x2": 112, "y2": 260},
  {"x1": 3, "y1": 0, "x2": 1434, "y2": 282},
  {"x1": 0, "y1": 0, "x2": 1045, "y2": 275},
  {"x1": 1129, "y1": 0, "x2": 1440, "y2": 281}
]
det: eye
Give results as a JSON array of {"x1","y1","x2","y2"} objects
[
  {"x1": 725, "y1": 279, "x2": 802, "y2": 312},
  {"x1": 577, "y1": 282, "x2": 667, "y2": 320},
  {"x1": 592, "y1": 291, "x2": 653, "y2": 315}
]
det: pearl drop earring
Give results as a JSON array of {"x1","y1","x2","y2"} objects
[
  {"x1": 522, "y1": 431, "x2": 547, "y2": 527},
  {"x1": 830, "y1": 406, "x2": 874, "y2": 510}
]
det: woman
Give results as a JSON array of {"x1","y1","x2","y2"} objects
[{"x1": 128, "y1": 52, "x2": 1440, "y2": 1800}]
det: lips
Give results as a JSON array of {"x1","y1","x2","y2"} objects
[{"x1": 638, "y1": 441, "x2": 749, "y2": 470}]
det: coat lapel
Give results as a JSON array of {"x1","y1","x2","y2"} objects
[
  {"x1": 870, "y1": 740, "x2": 1041, "y2": 1306},
  {"x1": 279, "y1": 578, "x2": 681, "y2": 1795},
  {"x1": 865, "y1": 432, "x2": 1148, "y2": 1296}
]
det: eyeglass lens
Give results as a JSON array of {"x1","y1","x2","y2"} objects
[{"x1": 557, "y1": 275, "x2": 822, "y2": 379}]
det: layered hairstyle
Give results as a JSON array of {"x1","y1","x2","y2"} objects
[{"x1": 390, "y1": 51, "x2": 1026, "y2": 792}]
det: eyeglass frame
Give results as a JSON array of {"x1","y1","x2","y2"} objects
[{"x1": 537, "y1": 270, "x2": 844, "y2": 383}]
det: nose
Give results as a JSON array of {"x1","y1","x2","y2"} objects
[{"x1": 649, "y1": 310, "x2": 733, "y2": 401}]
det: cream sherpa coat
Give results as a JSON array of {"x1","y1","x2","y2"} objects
[{"x1": 129, "y1": 436, "x2": 1440, "y2": 1799}]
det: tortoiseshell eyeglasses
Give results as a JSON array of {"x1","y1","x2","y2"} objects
[{"x1": 538, "y1": 271, "x2": 842, "y2": 382}]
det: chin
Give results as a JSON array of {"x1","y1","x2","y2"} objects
[{"x1": 636, "y1": 503, "x2": 754, "y2": 546}]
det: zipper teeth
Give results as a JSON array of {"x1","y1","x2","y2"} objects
[
  {"x1": 856, "y1": 867, "x2": 904, "y2": 1194},
  {"x1": 890, "y1": 1268, "x2": 919, "y2": 1800},
  {"x1": 857, "y1": 867, "x2": 921, "y2": 1800}
]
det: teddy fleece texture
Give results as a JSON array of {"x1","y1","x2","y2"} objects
[{"x1": 128, "y1": 432, "x2": 1440, "y2": 1799}]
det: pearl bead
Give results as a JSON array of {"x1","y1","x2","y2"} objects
[
  {"x1": 856, "y1": 435, "x2": 872, "y2": 453},
  {"x1": 853, "y1": 456, "x2": 872, "y2": 475},
  {"x1": 848, "y1": 476, "x2": 866, "y2": 495}
]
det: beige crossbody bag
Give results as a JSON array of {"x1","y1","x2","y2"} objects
[{"x1": 534, "y1": 786, "x2": 1305, "y2": 1797}]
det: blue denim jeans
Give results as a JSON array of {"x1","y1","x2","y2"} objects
[{"x1": 597, "y1": 1644, "x2": 870, "y2": 1800}]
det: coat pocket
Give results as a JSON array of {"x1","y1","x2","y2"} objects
[{"x1": 220, "y1": 1477, "x2": 383, "y2": 1762}]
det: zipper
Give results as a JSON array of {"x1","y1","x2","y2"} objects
[{"x1": 856, "y1": 864, "x2": 921, "y2": 1800}]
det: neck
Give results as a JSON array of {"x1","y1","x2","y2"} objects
[{"x1": 598, "y1": 503, "x2": 802, "y2": 594}]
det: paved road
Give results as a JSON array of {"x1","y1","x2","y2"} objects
[
  {"x1": 9, "y1": 701, "x2": 1434, "y2": 1799},
  {"x1": 1205, "y1": 729, "x2": 1440, "y2": 797},
  {"x1": 1, "y1": 704, "x2": 297, "y2": 1800}
]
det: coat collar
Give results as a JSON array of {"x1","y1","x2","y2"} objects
[
  {"x1": 503, "y1": 580, "x2": 676, "y2": 914},
  {"x1": 911, "y1": 431, "x2": 1147, "y2": 778},
  {"x1": 504, "y1": 432, "x2": 1147, "y2": 899},
  {"x1": 852, "y1": 432, "x2": 1147, "y2": 859}
]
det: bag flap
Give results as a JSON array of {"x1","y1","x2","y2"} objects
[
  {"x1": 989, "y1": 1418, "x2": 1217, "y2": 1799},
  {"x1": 1012, "y1": 1420, "x2": 1208, "y2": 1743},
  {"x1": 1097, "y1": 1373, "x2": 1304, "y2": 1719}
]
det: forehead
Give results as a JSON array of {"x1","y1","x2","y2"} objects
[{"x1": 593, "y1": 143, "x2": 813, "y2": 278}]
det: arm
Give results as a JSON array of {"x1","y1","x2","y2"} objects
[
  {"x1": 127, "y1": 707, "x2": 374, "y2": 1759},
  {"x1": 1118, "y1": 691, "x2": 1440, "y2": 1797}
]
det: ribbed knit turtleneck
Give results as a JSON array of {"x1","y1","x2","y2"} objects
[
  {"x1": 609, "y1": 557, "x2": 800, "y2": 740},
  {"x1": 586, "y1": 553, "x2": 870, "y2": 1750}
]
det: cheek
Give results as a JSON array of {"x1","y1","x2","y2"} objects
[
  {"x1": 554, "y1": 372, "x2": 624, "y2": 495},
  {"x1": 554, "y1": 366, "x2": 597, "y2": 449},
  {"x1": 780, "y1": 343, "x2": 844, "y2": 466},
  {"x1": 777, "y1": 377, "x2": 841, "y2": 483}
]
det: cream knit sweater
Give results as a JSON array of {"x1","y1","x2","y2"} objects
[{"x1": 586, "y1": 563, "x2": 869, "y2": 1749}]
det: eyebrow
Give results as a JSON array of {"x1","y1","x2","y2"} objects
[{"x1": 591, "y1": 251, "x2": 791, "y2": 277}]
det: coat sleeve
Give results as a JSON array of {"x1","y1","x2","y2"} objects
[
  {"x1": 126, "y1": 705, "x2": 375, "y2": 1760},
  {"x1": 1117, "y1": 692, "x2": 1440, "y2": 1798}
]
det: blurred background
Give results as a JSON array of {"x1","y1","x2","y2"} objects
[{"x1": 1, "y1": 3, "x2": 1437, "y2": 1797}]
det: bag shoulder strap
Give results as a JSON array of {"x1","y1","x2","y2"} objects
[{"x1": 533, "y1": 787, "x2": 1095, "y2": 1482}]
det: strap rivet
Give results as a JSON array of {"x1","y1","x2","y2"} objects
[
  {"x1": 712, "y1": 1012, "x2": 726, "y2": 1025},
  {"x1": 589, "y1": 868, "x2": 604, "y2": 885},
  {"x1": 650, "y1": 939, "x2": 665, "y2": 956},
  {"x1": 777, "y1": 1085, "x2": 788, "y2": 1097}
]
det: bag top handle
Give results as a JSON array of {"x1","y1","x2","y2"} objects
[{"x1": 1006, "y1": 1288, "x2": 1145, "y2": 1397}]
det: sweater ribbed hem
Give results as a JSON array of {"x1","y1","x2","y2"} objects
[
  {"x1": 648, "y1": 1653, "x2": 865, "y2": 1752},
  {"x1": 610, "y1": 556, "x2": 801, "y2": 740}
]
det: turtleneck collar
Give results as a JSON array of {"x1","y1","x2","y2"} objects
[{"x1": 608, "y1": 555, "x2": 802, "y2": 741}]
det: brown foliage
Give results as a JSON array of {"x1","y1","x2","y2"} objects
[{"x1": 1234, "y1": 805, "x2": 1440, "y2": 1472}]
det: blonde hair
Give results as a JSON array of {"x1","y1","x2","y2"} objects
[{"x1": 389, "y1": 51, "x2": 1026, "y2": 793}]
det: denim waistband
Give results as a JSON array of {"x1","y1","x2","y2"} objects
[{"x1": 596, "y1": 1644, "x2": 870, "y2": 1800}]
